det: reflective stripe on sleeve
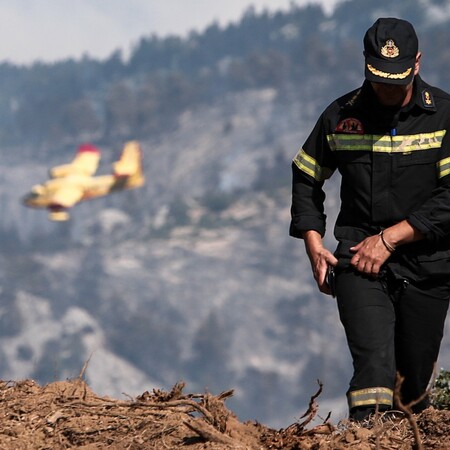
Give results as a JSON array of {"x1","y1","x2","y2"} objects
[
  {"x1": 327, "y1": 130, "x2": 446, "y2": 153},
  {"x1": 293, "y1": 148, "x2": 334, "y2": 181},
  {"x1": 347, "y1": 387, "x2": 393, "y2": 409},
  {"x1": 438, "y1": 156, "x2": 450, "y2": 179}
]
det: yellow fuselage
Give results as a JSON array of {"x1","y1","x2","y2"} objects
[{"x1": 23, "y1": 172, "x2": 144, "y2": 208}]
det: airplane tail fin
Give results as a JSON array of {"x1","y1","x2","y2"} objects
[{"x1": 113, "y1": 141, "x2": 145, "y2": 188}]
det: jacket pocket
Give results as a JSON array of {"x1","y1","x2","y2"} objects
[
  {"x1": 415, "y1": 249, "x2": 450, "y2": 278},
  {"x1": 396, "y1": 150, "x2": 437, "y2": 167}
]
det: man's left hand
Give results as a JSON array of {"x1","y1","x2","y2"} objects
[{"x1": 350, "y1": 234, "x2": 392, "y2": 276}]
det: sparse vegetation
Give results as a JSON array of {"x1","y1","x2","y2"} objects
[
  {"x1": 431, "y1": 368, "x2": 450, "y2": 410},
  {"x1": 1, "y1": 377, "x2": 449, "y2": 449}
]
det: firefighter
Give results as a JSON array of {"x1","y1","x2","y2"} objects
[{"x1": 290, "y1": 17, "x2": 450, "y2": 421}]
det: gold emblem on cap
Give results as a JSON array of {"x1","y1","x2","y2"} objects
[
  {"x1": 367, "y1": 64, "x2": 412, "y2": 79},
  {"x1": 381, "y1": 39, "x2": 400, "y2": 58}
]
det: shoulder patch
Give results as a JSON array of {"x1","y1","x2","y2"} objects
[
  {"x1": 335, "y1": 118, "x2": 364, "y2": 134},
  {"x1": 422, "y1": 89, "x2": 435, "y2": 108}
]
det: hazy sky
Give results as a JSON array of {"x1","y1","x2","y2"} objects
[{"x1": 0, "y1": 0, "x2": 343, "y2": 65}]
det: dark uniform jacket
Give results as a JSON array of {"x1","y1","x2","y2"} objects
[{"x1": 290, "y1": 76, "x2": 450, "y2": 282}]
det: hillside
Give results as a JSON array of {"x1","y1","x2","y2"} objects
[{"x1": 1, "y1": 87, "x2": 350, "y2": 428}]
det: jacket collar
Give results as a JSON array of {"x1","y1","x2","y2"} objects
[
  {"x1": 414, "y1": 76, "x2": 437, "y2": 111},
  {"x1": 340, "y1": 76, "x2": 437, "y2": 130},
  {"x1": 345, "y1": 76, "x2": 437, "y2": 113}
]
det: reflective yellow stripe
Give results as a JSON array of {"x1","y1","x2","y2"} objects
[
  {"x1": 438, "y1": 156, "x2": 450, "y2": 179},
  {"x1": 327, "y1": 130, "x2": 447, "y2": 153},
  {"x1": 347, "y1": 387, "x2": 393, "y2": 409},
  {"x1": 293, "y1": 148, "x2": 333, "y2": 181},
  {"x1": 327, "y1": 134, "x2": 378, "y2": 151}
]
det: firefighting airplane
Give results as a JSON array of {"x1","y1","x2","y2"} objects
[{"x1": 22, "y1": 141, "x2": 145, "y2": 221}]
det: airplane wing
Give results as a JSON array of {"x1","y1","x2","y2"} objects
[
  {"x1": 50, "y1": 185, "x2": 85, "y2": 208},
  {"x1": 50, "y1": 143, "x2": 101, "y2": 178}
]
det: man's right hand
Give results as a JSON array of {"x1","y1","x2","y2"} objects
[{"x1": 302, "y1": 230, "x2": 338, "y2": 295}]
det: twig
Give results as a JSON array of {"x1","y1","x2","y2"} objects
[
  {"x1": 78, "y1": 352, "x2": 94, "y2": 380},
  {"x1": 394, "y1": 373, "x2": 424, "y2": 450},
  {"x1": 217, "y1": 389, "x2": 234, "y2": 401},
  {"x1": 145, "y1": 425, "x2": 178, "y2": 441},
  {"x1": 66, "y1": 398, "x2": 215, "y2": 424},
  {"x1": 285, "y1": 380, "x2": 323, "y2": 435},
  {"x1": 183, "y1": 418, "x2": 244, "y2": 448},
  {"x1": 298, "y1": 380, "x2": 323, "y2": 428}
]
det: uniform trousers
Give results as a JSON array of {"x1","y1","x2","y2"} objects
[{"x1": 335, "y1": 268, "x2": 449, "y2": 419}]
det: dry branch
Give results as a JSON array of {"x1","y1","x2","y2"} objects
[
  {"x1": 284, "y1": 379, "x2": 324, "y2": 435},
  {"x1": 184, "y1": 418, "x2": 244, "y2": 448},
  {"x1": 394, "y1": 372, "x2": 424, "y2": 450}
]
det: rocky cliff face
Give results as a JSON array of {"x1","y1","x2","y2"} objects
[{"x1": 1, "y1": 87, "x2": 449, "y2": 428}]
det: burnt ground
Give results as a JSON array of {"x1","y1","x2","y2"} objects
[{"x1": 0, "y1": 376, "x2": 449, "y2": 449}]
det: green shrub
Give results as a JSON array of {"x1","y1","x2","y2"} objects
[{"x1": 431, "y1": 369, "x2": 450, "y2": 410}]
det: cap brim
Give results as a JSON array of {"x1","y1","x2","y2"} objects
[{"x1": 365, "y1": 56, "x2": 415, "y2": 85}]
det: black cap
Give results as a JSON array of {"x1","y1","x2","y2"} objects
[{"x1": 364, "y1": 18, "x2": 418, "y2": 85}]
